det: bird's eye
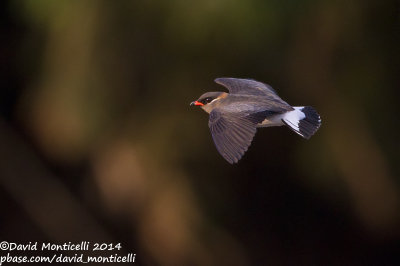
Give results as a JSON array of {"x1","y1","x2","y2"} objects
[{"x1": 199, "y1": 97, "x2": 214, "y2": 105}]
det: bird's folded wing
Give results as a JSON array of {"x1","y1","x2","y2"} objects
[{"x1": 208, "y1": 109, "x2": 257, "y2": 164}]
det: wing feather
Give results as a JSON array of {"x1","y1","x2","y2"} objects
[
  {"x1": 208, "y1": 109, "x2": 257, "y2": 164},
  {"x1": 215, "y1": 77, "x2": 278, "y2": 96},
  {"x1": 214, "y1": 78, "x2": 293, "y2": 113}
]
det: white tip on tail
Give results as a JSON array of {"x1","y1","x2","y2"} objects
[{"x1": 282, "y1": 106, "x2": 321, "y2": 139}]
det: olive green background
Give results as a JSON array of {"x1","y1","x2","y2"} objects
[{"x1": 0, "y1": 1, "x2": 399, "y2": 265}]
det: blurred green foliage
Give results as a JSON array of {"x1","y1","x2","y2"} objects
[{"x1": 1, "y1": 0, "x2": 399, "y2": 265}]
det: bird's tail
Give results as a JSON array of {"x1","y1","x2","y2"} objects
[{"x1": 281, "y1": 106, "x2": 321, "y2": 139}]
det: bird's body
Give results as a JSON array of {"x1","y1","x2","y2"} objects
[{"x1": 191, "y1": 78, "x2": 321, "y2": 164}]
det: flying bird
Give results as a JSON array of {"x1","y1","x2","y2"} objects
[{"x1": 190, "y1": 78, "x2": 321, "y2": 164}]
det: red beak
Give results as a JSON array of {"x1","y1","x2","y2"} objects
[{"x1": 190, "y1": 101, "x2": 204, "y2": 106}]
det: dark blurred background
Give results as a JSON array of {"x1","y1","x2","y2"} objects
[{"x1": 0, "y1": 0, "x2": 399, "y2": 265}]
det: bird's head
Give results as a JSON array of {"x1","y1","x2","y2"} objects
[{"x1": 190, "y1": 91, "x2": 228, "y2": 113}]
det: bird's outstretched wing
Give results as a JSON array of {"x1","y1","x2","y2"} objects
[
  {"x1": 215, "y1": 77, "x2": 278, "y2": 97},
  {"x1": 215, "y1": 77, "x2": 293, "y2": 114},
  {"x1": 208, "y1": 108, "x2": 257, "y2": 164}
]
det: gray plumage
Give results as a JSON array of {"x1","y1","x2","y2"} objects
[{"x1": 191, "y1": 78, "x2": 321, "y2": 164}]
